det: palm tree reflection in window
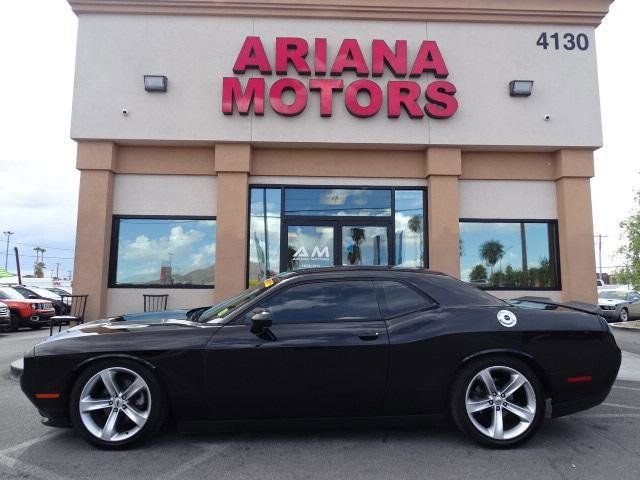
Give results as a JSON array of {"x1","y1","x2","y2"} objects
[
  {"x1": 479, "y1": 240, "x2": 505, "y2": 280},
  {"x1": 346, "y1": 228, "x2": 365, "y2": 265}
]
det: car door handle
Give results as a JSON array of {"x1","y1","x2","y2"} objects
[{"x1": 358, "y1": 332, "x2": 380, "y2": 341}]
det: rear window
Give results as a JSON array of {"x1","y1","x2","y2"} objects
[{"x1": 376, "y1": 281, "x2": 435, "y2": 317}]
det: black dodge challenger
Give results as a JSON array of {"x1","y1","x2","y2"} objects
[{"x1": 21, "y1": 268, "x2": 621, "y2": 449}]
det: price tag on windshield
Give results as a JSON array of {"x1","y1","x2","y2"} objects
[{"x1": 263, "y1": 278, "x2": 274, "y2": 287}]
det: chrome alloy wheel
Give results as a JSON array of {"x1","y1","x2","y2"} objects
[
  {"x1": 465, "y1": 366, "x2": 536, "y2": 440},
  {"x1": 78, "y1": 367, "x2": 151, "y2": 442}
]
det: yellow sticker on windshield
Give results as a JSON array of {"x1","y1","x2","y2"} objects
[
  {"x1": 217, "y1": 308, "x2": 229, "y2": 317},
  {"x1": 263, "y1": 278, "x2": 274, "y2": 287}
]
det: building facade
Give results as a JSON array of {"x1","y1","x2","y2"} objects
[{"x1": 67, "y1": 0, "x2": 613, "y2": 320}]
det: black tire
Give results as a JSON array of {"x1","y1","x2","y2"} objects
[
  {"x1": 69, "y1": 359, "x2": 166, "y2": 449},
  {"x1": 5, "y1": 312, "x2": 21, "y2": 332},
  {"x1": 619, "y1": 308, "x2": 629, "y2": 322},
  {"x1": 450, "y1": 355, "x2": 545, "y2": 448}
]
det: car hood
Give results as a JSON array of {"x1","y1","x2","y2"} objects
[
  {"x1": 598, "y1": 298, "x2": 627, "y2": 306},
  {"x1": 41, "y1": 311, "x2": 204, "y2": 343},
  {"x1": 119, "y1": 309, "x2": 189, "y2": 322}
]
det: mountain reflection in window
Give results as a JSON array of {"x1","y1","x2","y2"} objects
[
  {"x1": 112, "y1": 217, "x2": 216, "y2": 287},
  {"x1": 459, "y1": 221, "x2": 559, "y2": 290}
]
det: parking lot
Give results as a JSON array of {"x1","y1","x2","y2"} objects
[{"x1": 2, "y1": 327, "x2": 640, "y2": 480}]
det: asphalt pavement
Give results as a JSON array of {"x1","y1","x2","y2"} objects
[{"x1": 1, "y1": 327, "x2": 640, "y2": 480}]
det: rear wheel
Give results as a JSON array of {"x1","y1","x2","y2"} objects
[
  {"x1": 70, "y1": 359, "x2": 166, "y2": 449},
  {"x1": 451, "y1": 356, "x2": 545, "y2": 448}
]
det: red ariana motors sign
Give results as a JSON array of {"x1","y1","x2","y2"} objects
[{"x1": 222, "y1": 37, "x2": 458, "y2": 119}]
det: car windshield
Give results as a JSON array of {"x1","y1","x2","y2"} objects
[
  {"x1": 0, "y1": 287, "x2": 26, "y2": 300},
  {"x1": 599, "y1": 290, "x2": 628, "y2": 300},
  {"x1": 198, "y1": 278, "x2": 278, "y2": 324},
  {"x1": 27, "y1": 287, "x2": 60, "y2": 299}
]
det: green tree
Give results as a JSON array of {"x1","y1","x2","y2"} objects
[
  {"x1": 34, "y1": 261, "x2": 45, "y2": 278},
  {"x1": 479, "y1": 240, "x2": 505, "y2": 278},
  {"x1": 469, "y1": 264, "x2": 487, "y2": 282},
  {"x1": 408, "y1": 215, "x2": 424, "y2": 265},
  {"x1": 615, "y1": 190, "x2": 640, "y2": 289}
]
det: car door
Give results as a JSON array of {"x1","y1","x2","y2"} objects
[{"x1": 203, "y1": 279, "x2": 390, "y2": 420}]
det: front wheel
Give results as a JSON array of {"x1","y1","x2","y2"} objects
[
  {"x1": 450, "y1": 356, "x2": 545, "y2": 448},
  {"x1": 70, "y1": 360, "x2": 166, "y2": 449},
  {"x1": 4, "y1": 312, "x2": 21, "y2": 332},
  {"x1": 619, "y1": 308, "x2": 629, "y2": 322}
]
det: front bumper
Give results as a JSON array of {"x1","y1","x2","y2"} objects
[
  {"x1": 599, "y1": 308, "x2": 621, "y2": 321},
  {"x1": 0, "y1": 315, "x2": 10, "y2": 326}
]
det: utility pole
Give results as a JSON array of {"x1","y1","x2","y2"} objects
[
  {"x1": 2, "y1": 231, "x2": 14, "y2": 270},
  {"x1": 594, "y1": 234, "x2": 608, "y2": 282},
  {"x1": 55, "y1": 263, "x2": 60, "y2": 279},
  {"x1": 14, "y1": 247, "x2": 22, "y2": 284}
]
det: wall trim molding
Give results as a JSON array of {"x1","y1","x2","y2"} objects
[{"x1": 67, "y1": 0, "x2": 613, "y2": 26}]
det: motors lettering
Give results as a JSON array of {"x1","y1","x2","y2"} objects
[{"x1": 222, "y1": 37, "x2": 458, "y2": 120}]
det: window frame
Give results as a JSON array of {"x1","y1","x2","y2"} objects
[
  {"x1": 246, "y1": 184, "x2": 429, "y2": 287},
  {"x1": 238, "y1": 278, "x2": 383, "y2": 325},
  {"x1": 108, "y1": 214, "x2": 217, "y2": 289},
  {"x1": 458, "y1": 218, "x2": 562, "y2": 291}
]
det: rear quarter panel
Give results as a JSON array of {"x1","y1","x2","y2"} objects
[{"x1": 384, "y1": 305, "x2": 619, "y2": 415}]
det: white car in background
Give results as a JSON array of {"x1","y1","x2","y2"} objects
[
  {"x1": 598, "y1": 288, "x2": 640, "y2": 322},
  {"x1": 0, "y1": 302, "x2": 9, "y2": 328}
]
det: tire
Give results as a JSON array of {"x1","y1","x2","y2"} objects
[
  {"x1": 450, "y1": 355, "x2": 545, "y2": 448},
  {"x1": 69, "y1": 359, "x2": 166, "y2": 449},
  {"x1": 619, "y1": 308, "x2": 629, "y2": 322},
  {"x1": 5, "y1": 312, "x2": 21, "y2": 332}
]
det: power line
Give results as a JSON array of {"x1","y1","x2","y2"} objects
[{"x1": 13, "y1": 242, "x2": 74, "y2": 251}]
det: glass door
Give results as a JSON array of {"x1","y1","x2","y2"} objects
[
  {"x1": 341, "y1": 225, "x2": 389, "y2": 266},
  {"x1": 284, "y1": 223, "x2": 336, "y2": 271}
]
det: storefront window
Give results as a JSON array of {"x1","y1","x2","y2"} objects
[
  {"x1": 249, "y1": 188, "x2": 282, "y2": 286},
  {"x1": 284, "y1": 188, "x2": 392, "y2": 217},
  {"x1": 248, "y1": 185, "x2": 427, "y2": 282},
  {"x1": 395, "y1": 190, "x2": 425, "y2": 267},
  {"x1": 459, "y1": 220, "x2": 559, "y2": 290},
  {"x1": 110, "y1": 217, "x2": 216, "y2": 287}
]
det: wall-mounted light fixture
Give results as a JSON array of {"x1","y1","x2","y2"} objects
[
  {"x1": 509, "y1": 80, "x2": 534, "y2": 97},
  {"x1": 144, "y1": 75, "x2": 168, "y2": 92}
]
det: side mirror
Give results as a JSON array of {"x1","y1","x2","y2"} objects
[
  {"x1": 250, "y1": 309, "x2": 272, "y2": 334},
  {"x1": 28, "y1": 294, "x2": 38, "y2": 299}
]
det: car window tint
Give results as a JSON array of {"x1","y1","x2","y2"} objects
[
  {"x1": 259, "y1": 281, "x2": 379, "y2": 323},
  {"x1": 376, "y1": 281, "x2": 434, "y2": 317}
]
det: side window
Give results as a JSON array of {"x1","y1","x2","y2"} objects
[
  {"x1": 630, "y1": 292, "x2": 640, "y2": 303},
  {"x1": 376, "y1": 281, "x2": 435, "y2": 317},
  {"x1": 257, "y1": 281, "x2": 379, "y2": 323}
]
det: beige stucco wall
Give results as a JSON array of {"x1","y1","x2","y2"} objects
[{"x1": 71, "y1": 14, "x2": 602, "y2": 148}]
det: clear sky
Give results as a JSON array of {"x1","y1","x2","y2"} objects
[{"x1": 0, "y1": 0, "x2": 638, "y2": 280}]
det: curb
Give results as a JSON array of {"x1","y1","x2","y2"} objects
[
  {"x1": 9, "y1": 358, "x2": 23, "y2": 381},
  {"x1": 610, "y1": 321, "x2": 640, "y2": 331}
]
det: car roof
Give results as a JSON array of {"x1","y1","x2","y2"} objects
[{"x1": 279, "y1": 266, "x2": 446, "y2": 278}]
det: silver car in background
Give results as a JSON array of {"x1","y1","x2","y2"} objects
[{"x1": 598, "y1": 288, "x2": 640, "y2": 322}]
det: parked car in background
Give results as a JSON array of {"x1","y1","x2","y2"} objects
[
  {"x1": 0, "y1": 286, "x2": 55, "y2": 332},
  {"x1": 11, "y1": 285, "x2": 69, "y2": 315},
  {"x1": 598, "y1": 288, "x2": 640, "y2": 322},
  {"x1": 0, "y1": 301, "x2": 10, "y2": 328},
  {"x1": 46, "y1": 287, "x2": 72, "y2": 296}
]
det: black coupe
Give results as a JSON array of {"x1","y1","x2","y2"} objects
[{"x1": 21, "y1": 268, "x2": 621, "y2": 449}]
